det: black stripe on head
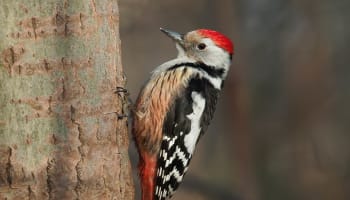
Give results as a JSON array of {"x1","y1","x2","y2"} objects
[{"x1": 168, "y1": 62, "x2": 225, "y2": 78}]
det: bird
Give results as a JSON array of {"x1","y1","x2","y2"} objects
[{"x1": 132, "y1": 28, "x2": 234, "y2": 200}]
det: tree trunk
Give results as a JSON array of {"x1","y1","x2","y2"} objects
[{"x1": 0, "y1": 0, "x2": 134, "y2": 199}]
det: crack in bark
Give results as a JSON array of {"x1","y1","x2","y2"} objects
[
  {"x1": 79, "y1": 13, "x2": 84, "y2": 29},
  {"x1": 46, "y1": 158, "x2": 54, "y2": 200},
  {"x1": 9, "y1": 47, "x2": 15, "y2": 65},
  {"x1": 31, "y1": 172, "x2": 35, "y2": 180},
  {"x1": 8, "y1": 47, "x2": 15, "y2": 76},
  {"x1": 119, "y1": 154, "x2": 123, "y2": 197},
  {"x1": 18, "y1": 64, "x2": 22, "y2": 74},
  {"x1": 43, "y1": 59, "x2": 50, "y2": 72},
  {"x1": 6, "y1": 147, "x2": 13, "y2": 188},
  {"x1": 48, "y1": 96, "x2": 53, "y2": 114},
  {"x1": 70, "y1": 105, "x2": 82, "y2": 199},
  {"x1": 31, "y1": 17, "x2": 37, "y2": 39},
  {"x1": 27, "y1": 185, "x2": 35, "y2": 200},
  {"x1": 61, "y1": 78, "x2": 66, "y2": 100},
  {"x1": 64, "y1": 15, "x2": 69, "y2": 36}
]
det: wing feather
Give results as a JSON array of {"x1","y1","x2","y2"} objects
[{"x1": 154, "y1": 75, "x2": 220, "y2": 200}]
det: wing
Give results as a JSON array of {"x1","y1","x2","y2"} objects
[{"x1": 154, "y1": 75, "x2": 221, "y2": 200}]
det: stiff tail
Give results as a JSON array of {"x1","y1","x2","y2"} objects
[{"x1": 139, "y1": 153, "x2": 157, "y2": 200}]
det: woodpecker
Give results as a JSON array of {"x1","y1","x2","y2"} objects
[{"x1": 133, "y1": 28, "x2": 234, "y2": 200}]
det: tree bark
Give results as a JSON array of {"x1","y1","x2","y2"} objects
[{"x1": 0, "y1": 0, "x2": 134, "y2": 199}]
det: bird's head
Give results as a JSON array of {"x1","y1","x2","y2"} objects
[{"x1": 160, "y1": 28, "x2": 234, "y2": 71}]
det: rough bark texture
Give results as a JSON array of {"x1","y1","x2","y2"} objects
[{"x1": 0, "y1": 0, "x2": 134, "y2": 199}]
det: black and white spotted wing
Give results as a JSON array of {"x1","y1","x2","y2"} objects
[{"x1": 154, "y1": 75, "x2": 221, "y2": 200}]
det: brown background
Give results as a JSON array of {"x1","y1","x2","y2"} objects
[{"x1": 120, "y1": 0, "x2": 350, "y2": 200}]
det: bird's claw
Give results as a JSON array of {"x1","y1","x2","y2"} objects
[{"x1": 114, "y1": 86, "x2": 128, "y2": 94}]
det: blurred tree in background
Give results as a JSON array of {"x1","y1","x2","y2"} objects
[{"x1": 120, "y1": 0, "x2": 350, "y2": 200}]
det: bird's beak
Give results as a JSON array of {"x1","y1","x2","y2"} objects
[{"x1": 160, "y1": 28, "x2": 185, "y2": 48}]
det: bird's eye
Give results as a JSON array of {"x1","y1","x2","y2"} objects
[{"x1": 197, "y1": 43, "x2": 206, "y2": 50}]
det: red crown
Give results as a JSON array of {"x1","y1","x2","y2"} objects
[{"x1": 198, "y1": 29, "x2": 234, "y2": 55}]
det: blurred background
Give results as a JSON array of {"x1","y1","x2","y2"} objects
[{"x1": 119, "y1": 0, "x2": 350, "y2": 200}]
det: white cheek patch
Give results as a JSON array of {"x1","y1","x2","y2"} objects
[
  {"x1": 198, "y1": 38, "x2": 231, "y2": 78},
  {"x1": 184, "y1": 91, "x2": 206, "y2": 154}
]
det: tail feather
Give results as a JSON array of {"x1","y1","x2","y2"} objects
[{"x1": 139, "y1": 153, "x2": 157, "y2": 200}]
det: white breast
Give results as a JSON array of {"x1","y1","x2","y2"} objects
[{"x1": 184, "y1": 91, "x2": 206, "y2": 154}]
